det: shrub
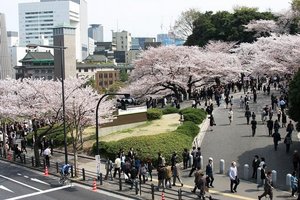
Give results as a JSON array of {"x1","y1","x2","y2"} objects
[
  {"x1": 93, "y1": 108, "x2": 206, "y2": 167},
  {"x1": 176, "y1": 121, "x2": 200, "y2": 137},
  {"x1": 162, "y1": 106, "x2": 179, "y2": 115},
  {"x1": 183, "y1": 113, "x2": 202, "y2": 124},
  {"x1": 147, "y1": 108, "x2": 163, "y2": 120},
  {"x1": 180, "y1": 107, "x2": 207, "y2": 122}
]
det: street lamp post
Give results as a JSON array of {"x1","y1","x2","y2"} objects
[
  {"x1": 95, "y1": 93, "x2": 129, "y2": 156},
  {"x1": 26, "y1": 44, "x2": 68, "y2": 165}
]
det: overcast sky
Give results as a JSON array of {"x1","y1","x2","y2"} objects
[{"x1": 0, "y1": 0, "x2": 292, "y2": 41}]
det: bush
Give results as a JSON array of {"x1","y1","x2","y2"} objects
[
  {"x1": 162, "y1": 106, "x2": 179, "y2": 115},
  {"x1": 180, "y1": 107, "x2": 207, "y2": 123},
  {"x1": 176, "y1": 121, "x2": 200, "y2": 137},
  {"x1": 183, "y1": 113, "x2": 202, "y2": 124},
  {"x1": 147, "y1": 108, "x2": 163, "y2": 120},
  {"x1": 92, "y1": 109, "x2": 206, "y2": 166}
]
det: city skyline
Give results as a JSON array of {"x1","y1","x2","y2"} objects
[{"x1": 1, "y1": 0, "x2": 292, "y2": 42}]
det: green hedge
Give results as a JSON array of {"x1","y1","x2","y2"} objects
[
  {"x1": 147, "y1": 108, "x2": 163, "y2": 120},
  {"x1": 93, "y1": 109, "x2": 206, "y2": 166},
  {"x1": 180, "y1": 107, "x2": 207, "y2": 124},
  {"x1": 162, "y1": 106, "x2": 179, "y2": 115}
]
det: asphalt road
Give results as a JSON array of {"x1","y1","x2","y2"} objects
[
  {"x1": 200, "y1": 88, "x2": 298, "y2": 189},
  {"x1": 0, "y1": 160, "x2": 134, "y2": 200}
]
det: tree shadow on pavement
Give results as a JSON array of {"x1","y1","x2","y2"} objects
[{"x1": 237, "y1": 140, "x2": 300, "y2": 190}]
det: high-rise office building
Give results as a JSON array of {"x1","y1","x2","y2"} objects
[
  {"x1": 88, "y1": 24, "x2": 103, "y2": 42},
  {"x1": 0, "y1": 13, "x2": 12, "y2": 79},
  {"x1": 18, "y1": 0, "x2": 88, "y2": 61}
]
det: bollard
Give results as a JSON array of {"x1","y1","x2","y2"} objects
[
  {"x1": 151, "y1": 184, "x2": 155, "y2": 200},
  {"x1": 272, "y1": 170, "x2": 277, "y2": 187},
  {"x1": 82, "y1": 168, "x2": 85, "y2": 181},
  {"x1": 256, "y1": 167, "x2": 262, "y2": 184},
  {"x1": 100, "y1": 173, "x2": 103, "y2": 185},
  {"x1": 13, "y1": 152, "x2": 16, "y2": 161},
  {"x1": 0, "y1": 148, "x2": 2, "y2": 157},
  {"x1": 135, "y1": 181, "x2": 138, "y2": 195},
  {"x1": 286, "y1": 173, "x2": 292, "y2": 191},
  {"x1": 243, "y1": 164, "x2": 249, "y2": 180},
  {"x1": 178, "y1": 188, "x2": 182, "y2": 200},
  {"x1": 200, "y1": 156, "x2": 203, "y2": 169},
  {"x1": 31, "y1": 156, "x2": 34, "y2": 167},
  {"x1": 219, "y1": 159, "x2": 225, "y2": 174},
  {"x1": 56, "y1": 162, "x2": 59, "y2": 173},
  {"x1": 119, "y1": 177, "x2": 122, "y2": 191},
  {"x1": 71, "y1": 165, "x2": 74, "y2": 178},
  {"x1": 189, "y1": 154, "x2": 193, "y2": 168},
  {"x1": 23, "y1": 154, "x2": 26, "y2": 164}
]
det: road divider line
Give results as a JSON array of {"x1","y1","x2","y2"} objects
[
  {"x1": 0, "y1": 175, "x2": 41, "y2": 192},
  {"x1": 151, "y1": 178, "x2": 256, "y2": 200},
  {"x1": 4, "y1": 185, "x2": 71, "y2": 200}
]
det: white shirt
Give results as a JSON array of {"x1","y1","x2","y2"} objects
[
  {"x1": 229, "y1": 166, "x2": 237, "y2": 180},
  {"x1": 43, "y1": 148, "x2": 51, "y2": 156}
]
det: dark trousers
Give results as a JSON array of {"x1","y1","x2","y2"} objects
[
  {"x1": 45, "y1": 155, "x2": 50, "y2": 167},
  {"x1": 246, "y1": 117, "x2": 250, "y2": 125},
  {"x1": 252, "y1": 128, "x2": 256, "y2": 137},
  {"x1": 268, "y1": 129, "x2": 273, "y2": 136},
  {"x1": 252, "y1": 167, "x2": 257, "y2": 179},
  {"x1": 113, "y1": 167, "x2": 121, "y2": 178},
  {"x1": 230, "y1": 179, "x2": 238, "y2": 192}
]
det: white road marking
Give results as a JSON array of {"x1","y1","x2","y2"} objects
[
  {"x1": 0, "y1": 175, "x2": 41, "y2": 192},
  {"x1": 4, "y1": 185, "x2": 71, "y2": 200},
  {"x1": 72, "y1": 183, "x2": 134, "y2": 200},
  {"x1": 30, "y1": 178, "x2": 50, "y2": 185},
  {"x1": 17, "y1": 173, "x2": 21, "y2": 176},
  {"x1": 0, "y1": 185, "x2": 14, "y2": 193},
  {"x1": 24, "y1": 176, "x2": 29, "y2": 178}
]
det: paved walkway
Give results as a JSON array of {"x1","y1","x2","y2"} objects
[{"x1": 5, "y1": 87, "x2": 300, "y2": 199}]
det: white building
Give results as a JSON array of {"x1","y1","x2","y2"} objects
[
  {"x1": 0, "y1": 13, "x2": 12, "y2": 79},
  {"x1": 112, "y1": 30, "x2": 131, "y2": 52},
  {"x1": 88, "y1": 37, "x2": 95, "y2": 55},
  {"x1": 18, "y1": 0, "x2": 88, "y2": 61},
  {"x1": 88, "y1": 24, "x2": 103, "y2": 42}
]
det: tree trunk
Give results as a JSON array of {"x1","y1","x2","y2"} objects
[{"x1": 33, "y1": 132, "x2": 41, "y2": 167}]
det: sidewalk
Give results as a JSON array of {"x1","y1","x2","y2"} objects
[{"x1": 4, "y1": 87, "x2": 299, "y2": 200}]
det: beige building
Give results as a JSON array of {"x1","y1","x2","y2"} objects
[
  {"x1": 53, "y1": 26, "x2": 76, "y2": 79},
  {"x1": 112, "y1": 30, "x2": 131, "y2": 64},
  {"x1": 95, "y1": 69, "x2": 119, "y2": 91}
]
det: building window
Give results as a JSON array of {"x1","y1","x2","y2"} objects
[
  {"x1": 48, "y1": 69, "x2": 52, "y2": 73},
  {"x1": 79, "y1": 69, "x2": 81, "y2": 72},
  {"x1": 109, "y1": 80, "x2": 113, "y2": 84},
  {"x1": 35, "y1": 69, "x2": 39, "y2": 73},
  {"x1": 99, "y1": 74, "x2": 103, "y2": 78},
  {"x1": 109, "y1": 73, "x2": 112, "y2": 78},
  {"x1": 104, "y1": 81, "x2": 108, "y2": 86},
  {"x1": 104, "y1": 74, "x2": 107, "y2": 78},
  {"x1": 84, "y1": 69, "x2": 88, "y2": 72},
  {"x1": 41, "y1": 70, "x2": 46, "y2": 74}
]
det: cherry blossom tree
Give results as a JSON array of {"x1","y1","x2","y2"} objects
[
  {"x1": 234, "y1": 34, "x2": 300, "y2": 76},
  {"x1": 121, "y1": 45, "x2": 242, "y2": 100},
  {"x1": 0, "y1": 78, "x2": 115, "y2": 169}
]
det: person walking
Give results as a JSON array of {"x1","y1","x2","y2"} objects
[
  {"x1": 282, "y1": 112, "x2": 287, "y2": 128},
  {"x1": 43, "y1": 146, "x2": 51, "y2": 167},
  {"x1": 245, "y1": 109, "x2": 251, "y2": 125},
  {"x1": 257, "y1": 164, "x2": 267, "y2": 189},
  {"x1": 267, "y1": 118, "x2": 274, "y2": 136},
  {"x1": 258, "y1": 171, "x2": 273, "y2": 200},
  {"x1": 206, "y1": 158, "x2": 214, "y2": 188},
  {"x1": 272, "y1": 131, "x2": 281, "y2": 151},
  {"x1": 209, "y1": 114, "x2": 216, "y2": 131},
  {"x1": 182, "y1": 148, "x2": 189, "y2": 169},
  {"x1": 287, "y1": 121, "x2": 295, "y2": 135},
  {"x1": 229, "y1": 161, "x2": 239, "y2": 193},
  {"x1": 274, "y1": 120, "x2": 280, "y2": 134},
  {"x1": 252, "y1": 155, "x2": 260, "y2": 179},
  {"x1": 172, "y1": 163, "x2": 183, "y2": 187},
  {"x1": 113, "y1": 155, "x2": 121, "y2": 178},
  {"x1": 284, "y1": 134, "x2": 292, "y2": 153},
  {"x1": 251, "y1": 118, "x2": 257, "y2": 137},
  {"x1": 291, "y1": 171, "x2": 298, "y2": 197}
]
